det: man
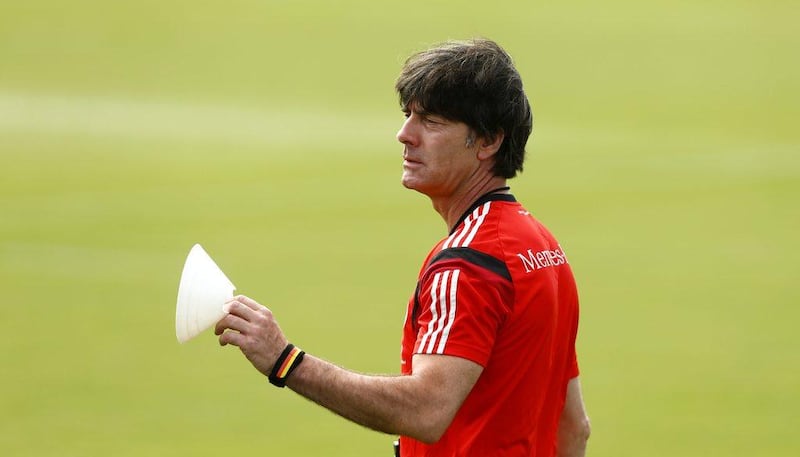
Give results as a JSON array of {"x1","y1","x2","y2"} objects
[{"x1": 215, "y1": 38, "x2": 590, "y2": 456}]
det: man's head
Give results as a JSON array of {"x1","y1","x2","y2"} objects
[{"x1": 395, "y1": 38, "x2": 533, "y2": 179}]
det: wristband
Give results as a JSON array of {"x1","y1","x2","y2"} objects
[{"x1": 268, "y1": 343, "x2": 305, "y2": 388}]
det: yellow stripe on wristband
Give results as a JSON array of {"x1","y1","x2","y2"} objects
[{"x1": 276, "y1": 346, "x2": 302, "y2": 379}]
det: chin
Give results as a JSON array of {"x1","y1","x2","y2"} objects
[
  {"x1": 401, "y1": 180, "x2": 432, "y2": 198},
  {"x1": 401, "y1": 173, "x2": 415, "y2": 190},
  {"x1": 402, "y1": 173, "x2": 434, "y2": 195}
]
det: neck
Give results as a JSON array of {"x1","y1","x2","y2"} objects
[{"x1": 431, "y1": 176, "x2": 509, "y2": 233}]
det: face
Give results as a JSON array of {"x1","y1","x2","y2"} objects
[{"x1": 397, "y1": 106, "x2": 481, "y2": 199}]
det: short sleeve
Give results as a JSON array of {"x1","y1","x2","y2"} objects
[
  {"x1": 412, "y1": 256, "x2": 513, "y2": 367},
  {"x1": 567, "y1": 347, "x2": 579, "y2": 379}
]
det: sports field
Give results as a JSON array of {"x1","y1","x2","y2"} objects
[{"x1": 1, "y1": 1, "x2": 798, "y2": 455}]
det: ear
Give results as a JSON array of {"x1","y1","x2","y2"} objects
[{"x1": 476, "y1": 130, "x2": 505, "y2": 161}]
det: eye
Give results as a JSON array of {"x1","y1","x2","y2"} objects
[{"x1": 422, "y1": 115, "x2": 443, "y2": 126}]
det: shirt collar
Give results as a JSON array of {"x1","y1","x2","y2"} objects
[{"x1": 449, "y1": 188, "x2": 516, "y2": 236}]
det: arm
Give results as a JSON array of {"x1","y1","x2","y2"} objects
[
  {"x1": 215, "y1": 295, "x2": 482, "y2": 444},
  {"x1": 288, "y1": 352, "x2": 480, "y2": 443},
  {"x1": 556, "y1": 377, "x2": 591, "y2": 457}
]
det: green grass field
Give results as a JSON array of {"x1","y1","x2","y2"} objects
[{"x1": 1, "y1": 1, "x2": 798, "y2": 455}]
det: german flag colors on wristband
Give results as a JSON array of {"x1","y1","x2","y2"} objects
[{"x1": 269, "y1": 343, "x2": 305, "y2": 388}]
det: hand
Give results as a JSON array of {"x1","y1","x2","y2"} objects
[{"x1": 214, "y1": 295, "x2": 289, "y2": 376}]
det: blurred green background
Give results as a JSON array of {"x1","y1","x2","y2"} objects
[{"x1": 1, "y1": 0, "x2": 798, "y2": 455}]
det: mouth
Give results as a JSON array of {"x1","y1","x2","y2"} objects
[{"x1": 402, "y1": 145, "x2": 423, "y2": 168}]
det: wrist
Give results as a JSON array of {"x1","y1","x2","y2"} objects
[{"x1": 269, "y1": 343, "x2": 305, "y2": 388}]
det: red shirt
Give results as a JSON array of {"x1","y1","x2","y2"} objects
[{"x1": 399, "y1": 193, "x2": 580, "y2": 456}]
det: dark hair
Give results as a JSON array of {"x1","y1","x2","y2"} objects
[{"x1": 395, "y1": 38, "x2": 533, "y2": 178}]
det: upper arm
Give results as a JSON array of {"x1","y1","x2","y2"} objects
[
  {"x1": 412, "y1": 255, "x2": 512, "y2": 366},
  {"x1": 405, "y1": 250, "x2": 508, "y2": 442},
  {"x1": 409, "y1": 353, "x2": 483, "y2": 443},
  {"x1": 561, "y1": 377, "x2": 588, "y2": 425}
]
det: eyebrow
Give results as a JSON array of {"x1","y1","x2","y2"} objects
[{"x1": 402, "y1": 101, "x2": 430, "y2": 116}]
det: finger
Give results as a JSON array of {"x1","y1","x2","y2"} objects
[
  {"x1": 234, "y1": 295, "x2": 266, "y2": 312},
  {"x1": 214, "y1": 313, "x2": 250, "y2": 335},
  {"x1": 219, "y1": 329, "x2": 246, "y2": 347},
  {"x1": 223, "y1": 299, "x2": 260, "y2": 321}
]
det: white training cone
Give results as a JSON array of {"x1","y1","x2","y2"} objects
[{"x1": 175, "y1": 244, "x2": 236, "y2": 343}]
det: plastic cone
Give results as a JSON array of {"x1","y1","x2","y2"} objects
[{"x1": 175, "y1": 244, "x2": 236, "y2": 343}]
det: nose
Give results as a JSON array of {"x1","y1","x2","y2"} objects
[{"x1": 396, "y1": 116, "x2": 417, "y2": 147}]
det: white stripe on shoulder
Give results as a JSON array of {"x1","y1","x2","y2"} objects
[
  {"x1": 418, "y1": 269, "x2": 461, "y2": 355},
  {"x1": 443, "y1": 212, "x2": 472, "y2": 250},
  {"x1": 449, "y1": 206, "x2": 479, "y2": 248},
  {"x1": 436, "y1": 269, "x2": 460, "y2": 353},
  {"x1": 418, "y1": 272, "x2": 441, "y2": 352},
  {"x1": 424, "y1": 270, "x2": 451, "y2": 353},
  {"x1": 459, "y1": 201, "x2": 492, "y2": 247},
  {"x1": 442, "y1": 201, "x2": 493, "y2": 250}
]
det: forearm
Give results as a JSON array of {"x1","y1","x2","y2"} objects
[
  {"x1": 285, "y1": 354, "x2": 437, "y2": 441},
  {"x1": 215, "y1": 297, "x2": 478, "y2": 444}
]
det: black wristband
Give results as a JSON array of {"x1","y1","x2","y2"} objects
[{"x1": 268, "y1": 343, "x2": 306, "y2": 388}]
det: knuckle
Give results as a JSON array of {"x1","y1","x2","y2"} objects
[{"x1": 256, "y1": 307, "x2": 273, "y2": 322}]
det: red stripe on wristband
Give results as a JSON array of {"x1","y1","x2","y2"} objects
[{"x1": 276, "y1": 346, "x2": 302, "y2": 378}]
